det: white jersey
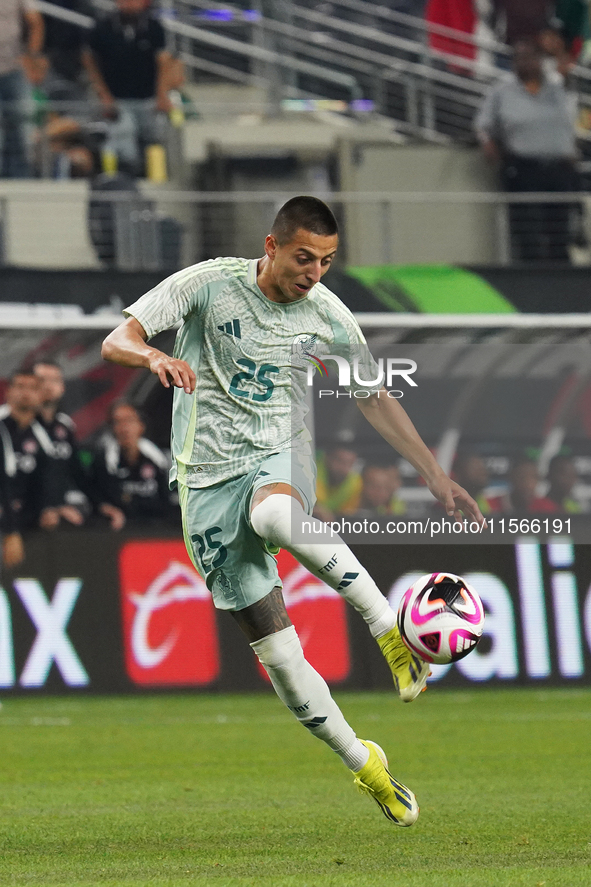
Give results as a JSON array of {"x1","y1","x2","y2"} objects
[{"x1": 124, "y1": 256, "x2": 380, "y2": 489}]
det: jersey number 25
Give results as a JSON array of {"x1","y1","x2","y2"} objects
[{"x1": 229, "y1": 359, "x2": 279, "y2": 403}]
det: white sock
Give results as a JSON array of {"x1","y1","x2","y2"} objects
[
  {"x1": 251, "y1": 494, "x2": 396, "y2": 638},
  {"x1": 251, "y1": 626, "x2": 369, "y2": 771}
]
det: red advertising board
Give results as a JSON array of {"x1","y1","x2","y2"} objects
[
  {"x1": 1, "y1": 531, "x2": 590, "y2": 694},
  {"x1": 119, "y1": 541, "x2": 219, "y2": 686},
  {"x1": 119, "y1": 542, "x2": 350, "y2": 687}
]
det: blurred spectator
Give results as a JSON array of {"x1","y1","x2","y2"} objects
[
  {"x1": 90, "y1": 400, "x2": 173, "y2": 526},
  {"x1": 487, "y1": 457, "x2": 550, "y2": 512},
  {"x1": 492, "y1": 1, "x2": 554, "y2": 46},
  {"x1": 535, "y1": 454, "x2": 583, "y2": 512},
  {"x1": 0, "y1": 427, "x2": 24, "y2": 568},
  {"x1": 34, "y1": 110, "x2": 103, "y2": 177},
  {"x1": 538, "y1": 25, "x2": 576, "y2": 80},
  {"x1": 451, "y1": 452, "x2": 493, "y2": 515},
  {"x1": 354, "y1": 463, "x2": 407, "y2": 517},
  {"x1": 34, "y1": 360, "x2": 96, "y2": 527},
  {"x1": 475, "y1": 40, "x2": 580, "y2": 262},
  {"x1": 314, "y1": 445, "x2": 362, "y2": 521},
  {"x1": 554, "y1": 0, "x2": 590, "y2": 60},
  {"x1": 0, "y1": 371, "x2": 61, "y2": 531},
  {"x1": 42, "y1": 0, "x2": 93, "y2": 103},
  {"x1": 81, "y1": 0, "x2": 173, "y2": 174},
  {"x1": 0, "y1": 0, "x2": 46, "y2": 177},
  {"x1": 385, "y1": 464, "x2": 407, "y2": 514}
]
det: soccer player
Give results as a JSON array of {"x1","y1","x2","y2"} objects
[{"x1": 102, "y1": 196, "x2": 484, "y2": 827}]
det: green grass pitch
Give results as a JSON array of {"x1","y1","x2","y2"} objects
[{"x1": 0, "y1": 688, "x2": 589, "y2": 886}]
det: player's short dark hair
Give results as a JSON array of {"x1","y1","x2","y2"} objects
[{"x1": 271, "y1": 196, "x2": 338, "y2": 245}]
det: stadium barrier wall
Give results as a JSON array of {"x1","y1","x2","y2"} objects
[
  {"x1": 1, "y1": 528, "x2": 590, "y2": 694},
  {"x1": 2, "y1": 265, "x2": 591, "y2": 315},
  {"x1": 2, "y1": 189, "x2": 591, "y2": 270}
]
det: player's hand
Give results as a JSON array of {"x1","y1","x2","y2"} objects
[
  {"x1": 148, "y1": 354, "x2": 195, "y2": 393},
  {"x1": 428, "y1": 475, "x2": 487, "y2": 529},
  {"x1": 3, "y1": 532, "x2": 24, "y2": 568},
  {"x1": 99, "y1": 503, "x2": 126, "y2": 531}
]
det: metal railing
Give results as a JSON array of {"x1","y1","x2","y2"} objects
[
  {"x1": 170, "y1": 0, "x2": 494, "y2": 136},
  {"x1": 25, "y1": 0, "x2": 591, "y2": 146},
  {"x1": 294, "y1": 0, "x2": 509, "y2": 54},
  {"x1": 165, "y1": 0, "x2": 591, "y2": 137},
  {"x1": 0, "y1": 188, "x2": 589, "y2": 270},
  {"x1": 165, "y1": 0, "x2": 591, "y2": 141}
]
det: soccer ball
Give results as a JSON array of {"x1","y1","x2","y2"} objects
[{"x1": 397, "y1": 572, "x2": 485, "y2": 664}]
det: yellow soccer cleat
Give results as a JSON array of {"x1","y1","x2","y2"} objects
[
  {"x1": 353, "y1": 740, "x2": 419, "y2": 827},
  {"x1": 377, "y1": 624, "x2": 431, "y2": 702}
]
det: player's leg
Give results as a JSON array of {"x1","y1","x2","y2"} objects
[
  {"x1": 178, "y1": 475, "x2": 388, "y2": 737},
  {"x1": 230, "y1": 585, "x2": 418, "y2": 827},
  {"x1": 250, "y1": 483, "x2": 429, "y2": 702},
  {"x1": 229, "y1": 585, "x2": 367, "y2": 768},
  {"x1": 178, "y1": 477, "x2": 418, "y2": 825}
]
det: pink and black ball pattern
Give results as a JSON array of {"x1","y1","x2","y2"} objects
[{"x1": 397, "y1": 573, "x2": 485, "y2": 665}]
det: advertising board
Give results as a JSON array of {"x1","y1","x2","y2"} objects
[{"x1": 0, "y1": 531, "x2": 589, "y2": 693}]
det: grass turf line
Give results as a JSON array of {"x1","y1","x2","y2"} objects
[{"x1": 0, "y1": 689, "x2": 589, "y2": 886}]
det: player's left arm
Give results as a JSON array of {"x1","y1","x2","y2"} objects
[{"x1": 356, "y1": 390, "x2": 485, "y2": 526}]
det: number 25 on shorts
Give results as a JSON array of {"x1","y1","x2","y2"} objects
[{"x1": 190, "y1": 526, "x2": 228, "y2": 574}]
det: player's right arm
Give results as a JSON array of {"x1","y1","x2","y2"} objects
[{"x1": 102, "y1": 317, "x2": 196, "y2": 393}]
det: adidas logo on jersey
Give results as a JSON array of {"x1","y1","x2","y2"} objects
[{"x1": 217, "y1": 319, "x2": 242, "y2": 339}]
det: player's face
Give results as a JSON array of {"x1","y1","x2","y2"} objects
[
  {"x1": 112, "y1": 405, "x2": 144, "y2": 446},
  {"x1": 7, "y1": 375, "x2": 42, "y2": 411},
  {"x1": 34, "y1": 364, "x2": 65, "y2": 404},
  {"x1": 265, "y1": 229, "x2": 338, "y2": 303}
]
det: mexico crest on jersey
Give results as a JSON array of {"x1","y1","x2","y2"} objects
[
  {"x1": 291, "y1": 333, "x2": 318, "y2": 363},
  {"x1": 292, "y1": 333, "x2": 329, "y2": 379}
]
